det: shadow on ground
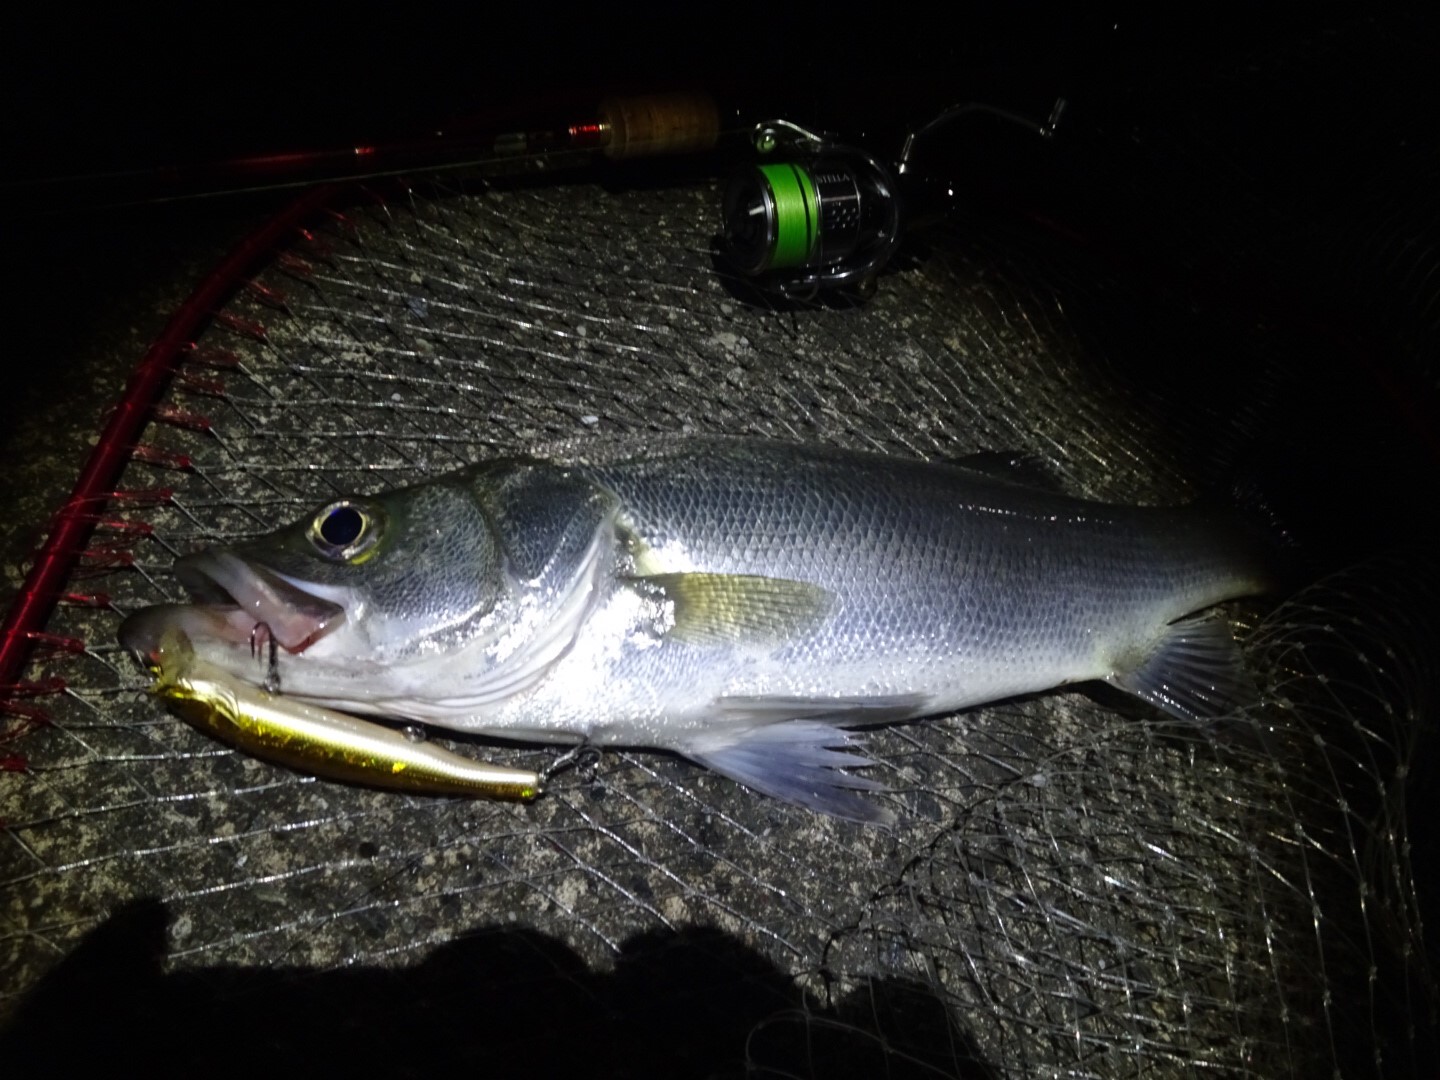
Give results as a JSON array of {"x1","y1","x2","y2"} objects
[{"x1": 0, "y1": 899, "x2": 993, "y2": 1079}]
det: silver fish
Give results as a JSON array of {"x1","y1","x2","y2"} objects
[{"x1": 119, "y1": 438, "x2": 1274, "y2": 823}]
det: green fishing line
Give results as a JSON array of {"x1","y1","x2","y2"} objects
[{"x1": 756, "y1": 163, "x2": 819, "y2": 269}]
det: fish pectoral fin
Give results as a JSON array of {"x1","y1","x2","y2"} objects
[
  {"x1": 1107, "y1": 613, "x2": 1258, "y2": 722},
  {"x1": 626, "y1": 572, "x2": 834, "y2": 646},
  {"x1": 685, "y1": 721, "x2": 894, "y2": 826}
]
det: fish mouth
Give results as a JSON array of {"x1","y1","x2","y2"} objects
[{"x1": 119, "y1": 550, "x2": 346, "y2": 663}]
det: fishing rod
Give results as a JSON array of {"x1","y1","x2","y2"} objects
[{"x1": 3, "y1": 91, "x2": 732, "y2": 212}]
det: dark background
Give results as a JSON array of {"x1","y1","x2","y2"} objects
[
  {"x1": 4, "y1": 8, "x2": 1437, "y2": 575},
  {"x1": 2, "y1": 7, "x2": 1437, "y2": 1074},
  {"x1": 3, "y1": 7, "x2": 1127, "y2": 578}
]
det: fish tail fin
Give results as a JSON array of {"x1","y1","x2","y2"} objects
[
  {"x1": 1108, "y1": 612, "x2": 1259, "y2": 722},
  {"x1": 685, "y1": 721, "x2": 895, "y2": 826}
]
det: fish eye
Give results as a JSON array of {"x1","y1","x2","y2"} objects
[{"x1": 307, "y1": 500, "x2": 384, "y2": 562}]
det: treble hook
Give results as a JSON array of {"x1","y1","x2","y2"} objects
[
  {"x1": 250, "y1": 622, "x2": 281, "y2": 693},
  {"x1": 542, "y1": 742, "x2": 601, "y2": 783}
]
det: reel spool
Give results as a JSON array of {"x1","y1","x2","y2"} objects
[
  {"x1": 721, "y1": 121, "x2": 901, "y2": 299},
  {"x1": 721, "y1": 101, "x2": 1065, "y2": 300}
]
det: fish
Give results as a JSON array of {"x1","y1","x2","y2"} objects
[{"x1": 119, "y1": 437, "x2": 1276, "y2": 824}]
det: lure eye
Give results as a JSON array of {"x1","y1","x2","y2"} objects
[{"x1": 307, "y1": 500, "x2": 383, "y2": 562}]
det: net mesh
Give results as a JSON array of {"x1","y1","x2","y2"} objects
[{"x1": 2, "y1": 155, "x2": 1436, "y2": 1076}]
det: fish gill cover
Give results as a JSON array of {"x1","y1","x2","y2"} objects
[{"x1": 3, "y1": 16, "x2": 1439, "y2": 1079}]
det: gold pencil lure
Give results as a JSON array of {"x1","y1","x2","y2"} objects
[{"x1": 143, "y1": 629, "x2": 542, "y2": 801}]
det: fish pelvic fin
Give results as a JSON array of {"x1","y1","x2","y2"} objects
[
  {"x1": 1107, "y1": 612, "x2": 1258, "y2": 722},
  {"x1": 686, "y1": 720, "x2": 895, "y2": 826},
  {"x1": 626, "y1": 572, "x2": 833, "y2": 646}
]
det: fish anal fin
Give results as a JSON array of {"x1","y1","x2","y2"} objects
[
  {"x1": 686, "y1": 721, "x2": 894, "y2": 826},
  {"x1": 628, "y1": 572, "x2": 833, "y2": 646},
  {"x1": 1108, "y1": 613, "x2": 1257, "y2": 722},
  {"x1": 714, "y1": 692, "x2": 930, "y2": 726}
]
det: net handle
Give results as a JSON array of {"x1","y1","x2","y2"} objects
[{"x1": 0, "y1": 183, "x2": 340, "y2": 692}]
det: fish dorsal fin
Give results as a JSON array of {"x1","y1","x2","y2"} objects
[
  {"x1": 946, "y1": 450, "x2": 1065, "y2": 492},
  {"x1": 627, "y1": 572, "x2": 833, "y2": 646}
]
